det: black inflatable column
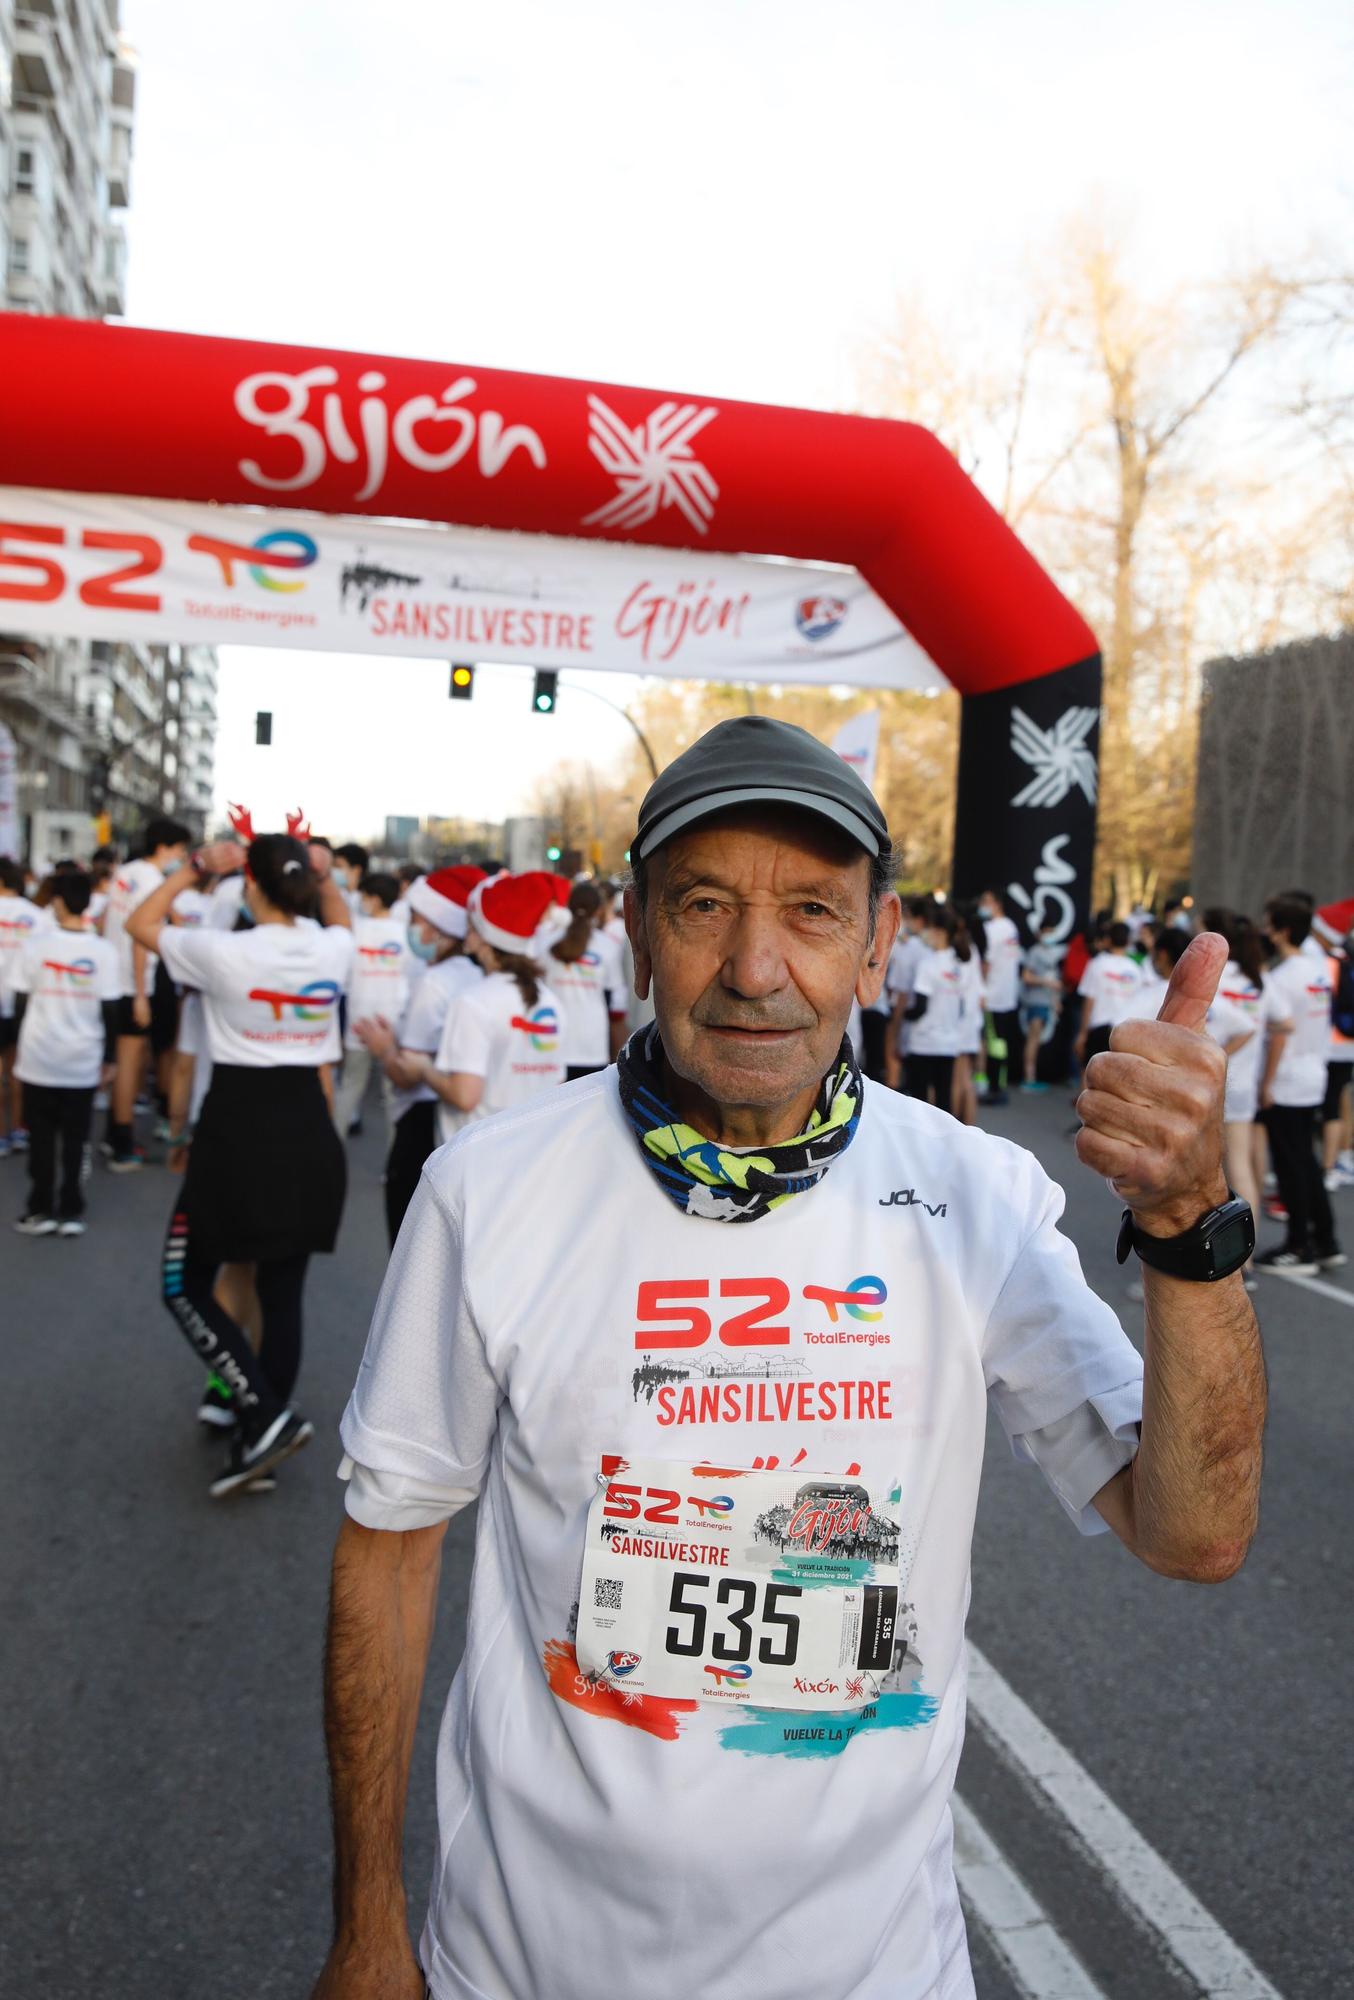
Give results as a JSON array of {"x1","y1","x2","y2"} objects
[{"x1": 949, "y1": 653, "x2": 1102, "y2": 945}]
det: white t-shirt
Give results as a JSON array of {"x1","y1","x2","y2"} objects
[
  {"x1": 1266, "y1": 951, "x2": 1332, "y2": 1108},
  {"x1": 433, "y1": 969, "x2": 565, "y2": 1142},
  {"x1": 909, "y1": 947, "x2": 969, "y2": 1057},
  {"x1": 103, "y1": 859, "x2": 167, "y2": 996},
  {"x1": 11, "y1": 929, "x2": 120, "y2": 1088},
  {"x1": 0, "y1": 896, "x2": 52, "y2": 1017},
  {"x1": 346, "y1": 915, "x2": 415, "y2": 1047},
  {"x1": 339, "y1": 1079, "x2": 1143, "y2": 2000},
  {"x1": 1077, "y1": 953, "x2": 1144, "y2": 1031},
  {"x1": 1213, "y1": 964, "x2": 1278, "y2": 1125},
  {"x1": 545, "y1": 940, "x2": 626, "y2": 1069},
  {"x1": 207, "y1": 874, "x2": 247, "y2": 930},
  {"x1": 885, "y1": 933, "x2": 927, "y2": 1050},
  {"x1": 392, "y1": 954, "x2": 483, "y2": 1120},
  {"x1": 956, "y1": 953, "x2": 987, "y2": 1057},
  {"x1": 157, "y1": 923, "x2": 355, "y2": 1068},
  {"x1": 87, "y1": 890, "x2": 109, "y2": 929},
  {"x1": 982, "y1": 914, "x2": 1023, "y2": 1014}
]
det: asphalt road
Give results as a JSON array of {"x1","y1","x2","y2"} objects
[{"x1": 2, "y1": 1084, "x2": 1350, "y2": 2000}]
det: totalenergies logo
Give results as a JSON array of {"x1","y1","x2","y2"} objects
[
  {"x1": 358, "y1": 940, "x2": 404, "y2": 962},
  {"x1": 510, "y1": 1004, "x2": 559, "y2": 1051},
  {"x1": 801, "y1": 1275, "x2": 887, "y2": 1324},
  {"x1": 687, "y1": 1493, "x2": 735, "y2": 1518},
  {"x1": 187, "y1": 527, "x2": 320, "y2": 593},
  {"x1": 704, "y1": 1662, "x2": 753, "y2": 1688},
  {"x1": 42, "y1": 956, "x2": 95, "y2": 987},
  {"x1": 247, "y1": 978, "x2": 341, "y2": 1023}
]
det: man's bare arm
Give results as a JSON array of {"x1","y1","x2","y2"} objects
[
  {"x1": 312, "y1": 1515, "x2": 447, "y2": 1999},
  {"x1": 1092, "y1": 1260, "x2": 1265, "y2": 1580}
]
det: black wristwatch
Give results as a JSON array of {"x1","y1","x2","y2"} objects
[{"x1": 1115, "y1": 1193, "x2": 1255, "y2": 1282}]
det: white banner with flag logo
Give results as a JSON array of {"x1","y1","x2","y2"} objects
[
  {"x1": 0, "y1": 721, "x2": 19, "y2": 860},
  {"x1": 831, "y1": 708, "x2": 880, "y2": 793},
  {"x1": 0, "y1": 489, "x2": 944, "y2": 694}
]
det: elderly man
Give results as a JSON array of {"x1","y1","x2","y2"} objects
[{"x1": 315, "y1": 717, "x2": 1264, "y2": 2000}]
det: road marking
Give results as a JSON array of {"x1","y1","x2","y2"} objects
[
  {"x1": 1261, "y1": 1268, "x2": 1354, "y2": 1308},
  {"x1": 952, "y1": 1794, "x2": 1107, "y2": 1999},
  {"x1": 967, "y1": 1645, "x2": 1282, "y2": 1998}
]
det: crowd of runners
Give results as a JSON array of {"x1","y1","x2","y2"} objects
[{"x1": 1, "y1": 806, "x2": 1350, "y2": 1497}]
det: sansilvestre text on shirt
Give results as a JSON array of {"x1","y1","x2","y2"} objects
[{"x1": 337, "y1": 1076, "x2": 1142, "y2": 2000}]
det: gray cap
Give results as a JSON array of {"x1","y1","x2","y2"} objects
[{"x1": 634, "y1": 715, "x2": 890, "y2": 861}]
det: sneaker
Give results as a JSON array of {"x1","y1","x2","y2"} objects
[
  {"x1": 1262, "y1": 1197, "x2": 1289, "y2": 1223},
  {"x1": 1340, "y1": 1150, "x2": 1354, "y2": 1175},
  {"x1": 106, "y1": 1149, "x2": 145, "y2": 1174},
  {"x1": 197, "y1": 1375, "x2": 237, "y2": 1430},
  {"x1": 14, "y1": 1212, "x2": 57, "y2": 1235},
  {"x1": 1255, "y1": 1246, "x2": 1318, "y2": 1276},
  {"x1": 9, "y1": 1126, "x2": 29, "y2": 1151},
  {"x1": 56, "y1": 1218, "x2": 86, "y2": 1237},
  {"x1": 979, "y1": 1091, "x2": 1010, "y2": 1108},
  {"x1": 209, "y1": 1410, "x2": 313, "y2": 1499},
  {"x1": 1314, "y1": 1247, "x2": 1347, "y2": 1271},
  {"x1": 1323, "y1": 1169, "x2": 1349, "y2": 1193},
  {"x1": 0, "y1": 1135, "x2": 11, "y2": 1158},
  {"x1": 154, "y1": 1116, "x2": 173, "y2": 1143},
  {"x1": 243, "y1": 1472, "x2": 277, "y2": 1494},
  {"x1": 1020, "y1": 1080, "x2": 1050, "y2": 1093}
]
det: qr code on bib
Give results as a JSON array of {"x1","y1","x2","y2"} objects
[{"x1": 594, "y1": 1577, "x2": 624, "y2": 1610}]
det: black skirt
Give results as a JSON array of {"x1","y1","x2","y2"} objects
[{"x1": 179, "y1": 1063, "x2": 346, "y2": 1264}]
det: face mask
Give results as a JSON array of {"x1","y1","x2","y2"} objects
[
  {"x1": 162, "y1": 857, "x2": 183, "y2": 876},
  {"x1": 409, "y1": 926, "x2": 439, "y2": 962}
]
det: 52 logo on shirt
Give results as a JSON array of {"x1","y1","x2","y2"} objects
[{"x1": 634, "y1": 1274, "x2": 888, "y2": 1349}]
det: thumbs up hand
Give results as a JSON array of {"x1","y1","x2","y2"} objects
[{"x1": 1075, "y1": 933, "x2": 1232, "y2": 1234}]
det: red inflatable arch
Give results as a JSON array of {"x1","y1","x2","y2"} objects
[{"x1": 0, "y1": 313, "x2": 1101, "y2": 933}]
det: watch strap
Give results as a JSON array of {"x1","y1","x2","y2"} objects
[{"x1": 1116, "y1": 1195, "x2": 1255, "y2": 1283}]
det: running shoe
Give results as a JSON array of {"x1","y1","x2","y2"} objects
[
  {"x1": 1261, "y1": 1197, "x2": 1289, "y2": 1223},
  {"x1": 106, "y1": 1149, "x2": 146, "y2": 1174},
  {"x1": 1324, "y1": 1166, "x2": 1354, "y2": 1192},
  {"x1": 209, "y1": 1410, "x2": 313, "y2": 1499},
  {"x1": 1314, "y1": 1246, "x2": 1347, "y2": 1270},
  {"x1": 1254, "y1": 1246, "x2": 1318, "y2": 1276},
  {"x1": 197, "y1": 1375, "x2": 237, "y2": 1430},
  {"x1": 979, "y1": 1091, "x2": 1010, "y2": 1107},
  {"x1": 243, "y1": 1473, "x2": 277, "y2": 1494},
  {"x1": 1020, "y1": 1081, "x2": 1050, "y2": 1093},
  {"x1": 154, "y1": 1116, "x2": 172, "y2": 1143},
  {"x1": 14, "y1": 1212, "x2": 57, "y2": 1235},
  {"x1": 56, "y1": 1218, "x2": 86, "y2": 1237},
  {"x1": 0, "y1": 1135, "x2": 11, "y2": 1158},
  {"x1": 9, "y1": 1126, "x2": 29, "y2": 1151}
]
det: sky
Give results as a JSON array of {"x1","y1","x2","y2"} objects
[{"x1": 118, "y1": 0, "x2": 1354, "y2": 841}]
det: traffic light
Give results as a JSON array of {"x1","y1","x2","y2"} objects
[
  {"x1": 532, "y1": 669, "x2": 558, "y2": 715},
  {"x1": 256, "y1": 710, "x2": 272, "y2": 745},
  {"x1": 546, "y1": 840, "x2": 562, "y2": 863},
  {"x1": 449, "y1": 662, "x2": 475, "y2": 701}
]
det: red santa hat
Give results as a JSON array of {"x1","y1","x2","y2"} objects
[
  {"x1": 551, "y1": 874, "x2": 572, "y2": 907},
  {"x1": 468, "y1": 871, "x2": 559, "y2": 954},
  {"x1": 406, "y1": 865, "x2": 486, "y2": 940}
]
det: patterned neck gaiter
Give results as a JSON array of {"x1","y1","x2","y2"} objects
[{"x1": 616, "y1": 1023, "x2": 864, "y2": 1223}]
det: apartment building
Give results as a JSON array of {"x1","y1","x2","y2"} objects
[{"x1": 0, "y1": 0, "x2": 218, "y2": 855}]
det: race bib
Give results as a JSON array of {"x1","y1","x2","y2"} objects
[{"x1": 576, "y1": 1454, "x2": 903, "y2": 1711}]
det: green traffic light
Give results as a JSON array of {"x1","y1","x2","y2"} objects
[{"x1": 546, "y1": 845, "x2": 562, "y2": 861}]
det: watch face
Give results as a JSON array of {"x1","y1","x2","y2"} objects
[{"x1": 1209, "y1": 1215, "x2": 1254, "y2": 1272}]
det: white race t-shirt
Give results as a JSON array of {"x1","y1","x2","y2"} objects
[
  {"x1": 1077, "y1": 953, "x2": 1144, "y2": 1030},
  {"x1": 956, "y1": 953, "x2": 987, "y2": 1057},
  {"x1": 1213, "y1": 964, "x2": 1279, "y2": 1125},
  {"x1": 339, "y1": 1079, "x2": 1143, "y2": 2000},
  {"x1": 391, "y1": 954, "x2": 484, "y2": 1121},
  {"x1": 0, "y1": 896, "x2": 52, "y2": 1017},
  {"x1": 11, "y1": 929, "x2": 120, "y2": 1088},
  {"x1": 157, "y1": 923, "x2": 354, "y2": 1068},
  {"x1": 909, "y1": 947, "x2": 969, "y2": 1057},
  {"x1": 207, "y1": 874, "x2": 247, "y2": 930},
  {"x1": 103, "y1": 859, "x2": 166, "y2": 996},
  {"x1": 982, "y1": 914, "x2": 1023, "y2": 1014},
  {"x1": 1266, "y1": 951, "x2": 1332, "y2": 1108},
  {"x1": 433, "y1": 968, "x2": 565, "y2": 1142},
  {"x1": 886, "y1": 933, "x2": 927, "y2": 1051},
  {"x1": 346, "y1": 915, "x2": 415, "y2": 1047},
  {"x1": 87, "y1": 890, "x2": 108, "y2": 929},
  {"x1": 545, "y1": 941, "x2": 626, "y2": 1069}
]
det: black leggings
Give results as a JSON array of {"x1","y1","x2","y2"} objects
[
  {"x1": 384, "y1": 1099, "x2": 437, "y2": 1247},
  {"x1": 162, "y1": 1209, "x2": 308, "y2": 1441},
  {"x1": 988, "y1": 1009, "x2": 1022, "y2": 1092},
  {"x1": 1262, "y1": 1104, "x2": 1335, "y2": 1254},
  {"x1": 904, "y1": 1054, "x2": 955, "y2": 1113},
  {"x1": 24, "y1": 1082, "x2": 94, "y2": 1219}
]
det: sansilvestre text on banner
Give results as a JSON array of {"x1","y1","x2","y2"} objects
[{"x1": 576, "y1": 1455, "x2": 909, "y2": 1712}]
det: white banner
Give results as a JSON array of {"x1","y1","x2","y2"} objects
[
  {"x1": 831, "y1": 708, "x2": 880, "y2": 793},
  {"x1": 0, "y1": 488, "x2": 944, "y2": 693},
  {"x1": 0, "y1": 721, "x2": 18, "y2": 860}
]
